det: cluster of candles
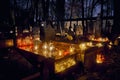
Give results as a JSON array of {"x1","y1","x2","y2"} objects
[
  {"x1": 41, "y1": 42, "x2": 76, "y2": 59},
  {"x1": 16, "y1": 37, "x2": 107, "y2": 73},
  {"x1": 17, "y1": 36, "x2": 33, "y2": 51},
  {"x1": 42, "y1": 42, "x2": 55, "y2": 57},
  {"x1": 91, "y1": 37, "x2": 109, "y2": 42},
  {"x1": 55, "y1": 57, "x2": 76, "y2": 73},
  {"x1": 79, "y1": 42, "x2": 93, "y2": 51},
  {"x1": 17, "y1": 36, "x2": 106, "y2": 66}
]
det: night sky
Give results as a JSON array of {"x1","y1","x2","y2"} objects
[{"x1": 0, "y1": 0, "x2": 119, "y2": 35}]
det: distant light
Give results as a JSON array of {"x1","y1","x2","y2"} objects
[
  {"x1": 108, "y1": 45, "x2": 112, "y2": 49},
  {"x1": 109, "y1": 42, "x2": 113, "y2": 45},
  {"x1": 56, "y1": 33, "x2": 61, "y2": 36},
  {"x1": 23, "y1": 29, "x2": 29, "y2": 33},
  {"x1": 10, "y1": 30, "x2": 13, "y2": 33},
  {"x1": 5, "y1": 39, "x2": 14, "y2": 47},
  {"x1": 41, "y1": 23, "x2": 44, "y2": 26},
  {"x1": 118, "y1": 36, "x2": 120, "y2": 39},
  {"x1": 86, "y1": 42, "x2": 93, "y2": 47}
]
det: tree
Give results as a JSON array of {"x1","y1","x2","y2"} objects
[{"x1": 56, "y1": 0, "x2": 65, "y2": 30}]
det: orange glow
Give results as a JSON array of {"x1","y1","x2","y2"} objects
[
  {"x1": 17, "y1": 40, "x2": 78, "y2": 59},
  {"x1": 5, "y1": 39, "x2": 14, "y2": 47},
  {"x1": 17, "y1": 36, "x2": 33, "y2": 51},
  {"x1": 96, "y1": 54, "x2": 105, "y2": 64},
  {"x1": 90, "y1": 37, "x2": 109, "y2": 42},
  {"x1": 63, "y1": 50, "x2": 69, "y2": 56}
]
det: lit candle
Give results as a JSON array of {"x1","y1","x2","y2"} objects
[
  {"x1": 34, "y1": 45, "x2": 38, "y2": 50},
  {"x1": 49, "y1": 45, "x2": 54, "y2": 51},
  {"x1": 96, "y1": 43, "x2": 103, "y2": 47},
  {"x1": 42, "y1": 42, "x2": 48, "y2": 49},
  {"x1": 79, "y1": 43, "x2": 87, "y2": 50},
  {"x1": 58, "y1": 50, "x2": 62, "y2": 56},
  {"x1": 69, "y1": 46, "x2": 75, "y2": 54}
]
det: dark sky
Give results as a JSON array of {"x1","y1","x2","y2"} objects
[{"x1": 0, "y1": 1, "x2": 10, "y2": 20}]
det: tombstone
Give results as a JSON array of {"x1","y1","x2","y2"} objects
[{"x1": 44, "y1": 24, "x2": 56, "y2": 41}]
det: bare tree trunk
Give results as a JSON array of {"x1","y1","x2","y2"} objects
[
  {"x1": 82, "y1": 0, "x2": 85, "y2": 35},
  {"x1": 90, "y1": 0, "x2": 94, "y2": 17},
  {"x1": 41, "y1": 0, "x2": 49, "y2": 21},
  {"x1": 88, "y1": 0, "x2": 92, "y2": 17},
  {"x1": 41, "y1": 0, "x2": 45, "y2": 21},
  {"x1": 105, "y1": 0, "x2": 109, "y2": 35},
  {"x1": 34, "y1": 0, "x2": 39, "y2": 23},
  {"x1": 26, "y1": 0, "x2": 30, "y2": 9},
  {"x1": 101, "y1": 0, "x2": 103, "y2": 36},
  {"x1": 46, "y1": 0, "x2": 49, "y2": 21},
  {"x1": 13, "y1": 0, "x2": 17, "y2": 47},
  {"x1": 70, "y1": 0, "x2": 74, "y2": 28},
  {"x1": 56, "y1": 0, "x2": 65, "y2": 30}
]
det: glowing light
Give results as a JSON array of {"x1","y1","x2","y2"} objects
[
  {"x1": 86, "y1": 42, "x2": 93, "y2": 47},
  {"x1": 108, "y1": 41, "x2": 113, "y2": 49},
  {"x1": 17, "y1": 35, "x2": 34, "y2": 51},
  {"x1": 55, "y1": 58, "x2": 76, "y2": 73},
  {"x1": 98, "y1": 37, "x2": 102, "y2": 41},
  {"x1": 90, "y1": 37, "x2": 109, "y2": 42},
  {"x1": 17, "y1": 38, "x2": 22, "y2": 46},
  {"x1": 48, "y1": 42, "x2": 54, "y2": 51},
  {"x1": 58, "y1": 50, "x2": 63, "y2": 56},
  {"x1": 43, "y1": 51, "x2": 48, "y2": 57},
  {"x1": 96, "y1": 43, "x2": 103, "y2": 47},
  {"x1": 108, "y1": 45, "x2": 112, "y2": 49},
  {"x1": 96, "y1": 54, "x2": 104, "y2": 64},
  {"x1": 66, "y1": 34, "x2": 73, "y2": 40},
  {"x1": 41, "y1": 42, "x2": 55, "y2": 57},
  {"x1": 91, "y1": 38, "x2": 94, "y2": 40},
  {"x1": 5, "y1": 39, "x2": 14, "y2": 47},
  {"x1": 35, "y1": 37, "x2": 40, "y2": 40},
  {"x1": 34, "y1": 45, "x2": 38, "y2": 50},
  {"x1": 49, "y1": 45, "x2": 54, "y2": 51},
  {"x1": 109, "y1": 41, "x2": 113, "y2": 45},
  {"x1": 118, "y1": 36, "x2": 120, "y2": 39},
  {"x1": 23, "y1": 29, "x2": 29, "y2": 33},
  {"x1": 69, "y1": 46, "x2": 75, "y2": 53},
  {"x1": 42, "y1": 42, "x2": 48, "y2": 49},
  {"x1": 79, "y1": 43, "x2": 87, "y2": 50},
  {"x1": 10, "y1": 30, "x2": 13, "y2": 33},
  {"x1": 56, "y1": 33, "x2": 61, "y2": 36},
  {"x1": 63, "y1": 51, "x2": 69, "y2": 56}
]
